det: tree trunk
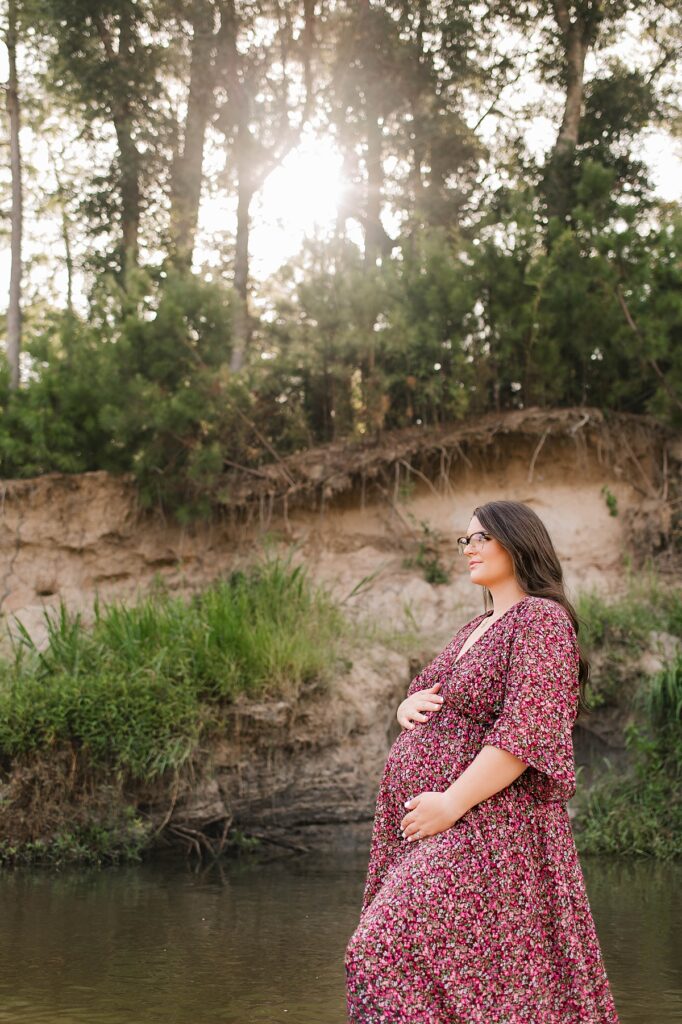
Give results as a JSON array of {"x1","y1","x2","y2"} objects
[
  {"x1": 229, "y1": 149, "x2": 254, "y2": 373},
  {"x1": 335, "y1": 145, "x2": 357, "y2": 239},
  {"x1": 357, "y1": 0, "x2": 384, "y2": 267},
  {"x1": 169, "y1": 0, "x2": 217, "y2": 265},
  {"x1": 220, "y1": 0, "x2": 315, "y2": 371},
  {"x1": 5, "y1": 0, "x2": 22, "y2": 390},
  {"x1": 221, "y1": 0, "x2": 252, "y2": 373},
  {"x1": 116, "y1": 9, "x2": 140, "y2": 271},
  {"x1": 407, "y1": 0, "x2": 429, "y2": 231},
  {"x1": 96, "y1": 7, "x2": 141, "y2": 273},
  {"x1": 51, "y1": 151, "x2": 73, "y2": 315},
  {"x1": 544, "y1": 0, "x2": 591, "y2": 223},
  {"x1": 556, "y1": 27, "x2": 588, "y2": 154},
  {"x1": 364, "y1": 89, "x2": 383, "y2": 268},
  {"x1": 113, "y1": 118, "x2": 140, "y2": 271}
]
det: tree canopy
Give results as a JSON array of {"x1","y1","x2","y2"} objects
[{"x1": 1, "y1": 0, "x2": 680, "y2": 517}]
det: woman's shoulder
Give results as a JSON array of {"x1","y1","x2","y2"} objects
[
  {"x1": 458, "y1": 595, "x2": 575, "y2": 636},
  {"x1": 518, "y1": 595, "x2": 577, "y2": 638}
]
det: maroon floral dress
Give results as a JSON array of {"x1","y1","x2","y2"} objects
[{"x1": 345, "y1": 595, "x2": 621, "y2": 1023}]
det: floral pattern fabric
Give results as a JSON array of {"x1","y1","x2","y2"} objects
[{"x1": 345, "y1": 595, "x2": 621, "y2": 1023}]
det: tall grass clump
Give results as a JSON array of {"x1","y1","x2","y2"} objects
[
  {"x1": 571, "y1": 577, "x2": 681, "y2": 857},
  {"x1": 0, "y1": 552, "x2": 348, "y2": 784},
  {"x1": 574, "y1": 574, "x2": 682, "y2": 710},
  {"x1": 574, "y1": 651, "x2": 682, "y2": 859},
  {"x1": 575, "y1": 572, "x2": 682, "y2": 650}
]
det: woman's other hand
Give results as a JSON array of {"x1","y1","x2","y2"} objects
[
  {"x1": 399, "y1": 791, "x2": 462, "y2": 841},
  {"x1": 397, "y1": 681, "x2": 444, "y2": 730}
]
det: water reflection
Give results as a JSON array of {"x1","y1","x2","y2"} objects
[
  {"x1": 581, "y1": 856, "x2": 682, "y2": 1023},
  {"x1": 0, "y1": 849, "x2": 678, "y2": 1023}
]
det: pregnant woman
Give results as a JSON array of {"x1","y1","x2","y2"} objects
[{"x1": 345, "y1": 499, "x2": 621, "y2": 1023}]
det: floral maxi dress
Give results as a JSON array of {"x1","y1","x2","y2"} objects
[{"x1": 344, "y1": 595, "x2": 621, "y2": 1024}]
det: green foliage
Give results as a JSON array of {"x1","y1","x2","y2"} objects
[
  {"x1": 2, "y1": 192, "x2": 681, "y2": 517},
  {"x1": 575, "y1": 577, "x2": 681, "y2": 709},
  {"x1": 601, "y1": 485, "x2": 618, "y2": 516},
  {"x1": 576, "y1": 587, "x2": 651, "y2": 651},
  {"x1": 402, "y1": 515, "x2": 452, "y2": 585},
  {"x1": 88, "y1": 267, "x2": 250, "y2": 518},
  {"x1": 2, "y1": 0, "x2": 680, "y2": 515},
  {"x1": 466, "y1": 185, "x2": 548, "y2": 410},
  {"x1": 574, "y1": 754, "x2": 681, "y2": 859},
  {"x1": 574, "y1": 656, "x2": 682, "y2": 859},
  {"x1": 0, "y1": 268, "x2": 263, "y2": 519},
  {"x1": 573, "y1": 573, "x2": 679, "y2": 643},
  {"x1": 0, "y1": 810, "x2": 151, "y2": 868},
  {"x1": 265, "y1": 238, "x2": 390, "y2": 441},
  {"x1": 381, "y1": 229, "x2": 475, "y2": 427},
  {"x1": 573, "y1": 582, "x2": 682, "y2": 858},
  {"x1": 579, "y1": 62, "x2": 659, "y2": 203},
  {"x1": 31, "y1": 0, "x2": 174, "y2": 276},
  {"x1": 0, "y1": 551, "x2": 347, "y2": 781},
  {"x1": 643, "y1": 654, "x2": 682, "y2": 729}
]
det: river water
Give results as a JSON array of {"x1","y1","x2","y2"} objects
[{"x1": 0, "y1": 850, "x2": 678, "y2": 1023}]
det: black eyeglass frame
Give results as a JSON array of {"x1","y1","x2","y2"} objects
[{"x1": 456, "y1": 531, "x2": 492, "y2": 554}]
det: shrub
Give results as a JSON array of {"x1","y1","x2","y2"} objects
[
  {"x1": 0, "y1": 552, "x2": 347, "y2": 782},
  {"x1": 574, "y1": 652, "x2": 682, "y2": 859}
]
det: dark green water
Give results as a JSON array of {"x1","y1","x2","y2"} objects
[{"x1": 0, "y1": 850, "x2": 679, "y2": 1023}]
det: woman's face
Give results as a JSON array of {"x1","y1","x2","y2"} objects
[{"x1": 464, "y1": 515, "x2": 516, "y2": 589}]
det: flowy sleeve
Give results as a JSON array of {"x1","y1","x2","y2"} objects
[{"x1": 480, "y1": 598, "x2": 580, "y2": 803}]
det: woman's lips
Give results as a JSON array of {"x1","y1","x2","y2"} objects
[{"x1": 469, "y1": 561, "x2": 482, "y2": 569}]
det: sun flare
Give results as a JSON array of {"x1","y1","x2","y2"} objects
[{"x1": 250, "y1": 133, "x2": 343, "y2": 277}]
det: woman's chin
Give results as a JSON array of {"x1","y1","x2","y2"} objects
[{"x1": 468, "y1": 568, "x2": 489, "y2": 587}]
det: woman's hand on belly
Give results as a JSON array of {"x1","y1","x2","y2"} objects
[
  {"x1": 397, "y1": 681, "x2": 445, "y2": 730},
  {"x1": 399, "y1": 791, "x2": 462, "y2": 843},
  {"x1": 399, "y1": 747, "x2": 528, "y2": 843}
]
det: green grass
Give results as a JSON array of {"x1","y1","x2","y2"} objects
[
  {"x1": 0, "y1": 812, "x2": 151, "y2": 868},
  {"x1": 401, "y1": 515, "x2": 452, "y2": 586},
  {"x1": 575, "y1": 566, "x2": 682, "y2": 647},
  {"x1": 574, "y1": 567, "x2": 682, "y2": 710},
  {"x1": 0, "y1": 551, "x2": 349, "y2": 783},
  {"x1": 573, "y1": 576, "x2": 682, "y2": 859},
  {"x1": 574, "y1": 766, "x2": 680, "y2": 859}
]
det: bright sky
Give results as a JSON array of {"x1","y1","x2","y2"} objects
[{"x1": 195, "y1": 129, "x2": 347, "y2": 283}]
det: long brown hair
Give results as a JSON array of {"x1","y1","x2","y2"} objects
[{"x1": 473, "y1": 500, "x2": 592, "y2": 716}]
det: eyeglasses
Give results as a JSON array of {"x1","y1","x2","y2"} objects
[{"x1": 456, "y1": 531, "x2": 492, "y2": 555}]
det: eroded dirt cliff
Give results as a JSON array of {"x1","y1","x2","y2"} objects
[{"x1": 0, "y1": 405, "x2": 679, "y2": 856}]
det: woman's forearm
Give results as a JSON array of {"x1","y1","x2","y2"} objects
[{"x1": 444, "y1": 745, "x2": 528, "y2": 821}]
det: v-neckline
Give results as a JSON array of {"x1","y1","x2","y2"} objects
[{"x1": 453, "y1": 595, "x2": 531, "y2": 667}]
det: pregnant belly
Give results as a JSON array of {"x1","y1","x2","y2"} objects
[{"x1": 381, "y1": 711, "x2": 485, "y2": 805}]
